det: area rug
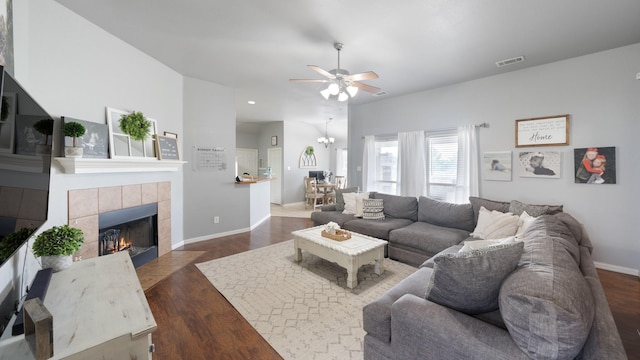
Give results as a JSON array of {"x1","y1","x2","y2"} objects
[{"x1": 195, "y1": 240, "x2": 416, "y2": 360}]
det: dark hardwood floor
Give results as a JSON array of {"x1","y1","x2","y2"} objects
[{"x1": 144, "y1": 217, "x2": 640, "y2": 359}]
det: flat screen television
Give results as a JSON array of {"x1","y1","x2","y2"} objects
[
  {"x1": 0, "y1": 66, "x2": 54, "y2": 334},
  {"x1": 308, "y1": 170, "x2": 325, "y2": 182}
]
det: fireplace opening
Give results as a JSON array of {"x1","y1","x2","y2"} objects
[{"x1": 98, "y1": 203, "x2": 158, "y2": 268}]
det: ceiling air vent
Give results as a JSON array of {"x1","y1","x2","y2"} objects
[{"x1": 496, "y1": 56, "x2": 525, "y2": 68}]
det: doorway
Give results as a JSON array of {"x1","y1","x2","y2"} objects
[{"x1": 267, "y1": 147, "x2": 282, "y2": 204}]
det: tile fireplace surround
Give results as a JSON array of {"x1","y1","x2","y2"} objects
[{"x1": 68, "y1": 182, "x2": 171, "y2": 261}]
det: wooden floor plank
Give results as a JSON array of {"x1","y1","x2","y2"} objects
[{"x1": 144, "y1": 216, "x2": 640, "y2": 359}]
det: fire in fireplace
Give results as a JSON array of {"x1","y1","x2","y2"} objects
[{"x1": 98, "y1": 203, "x2": 158, "y2": 268}]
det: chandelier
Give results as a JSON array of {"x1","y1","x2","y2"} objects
[{"x1": 317, "y1": 118, "x2": 335, "y2": 147}]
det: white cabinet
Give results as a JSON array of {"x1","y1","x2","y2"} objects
[{"x1": 0, "y1": 252, "x2": 156, "y2": 359}]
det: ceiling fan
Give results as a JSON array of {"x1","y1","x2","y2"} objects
[{"x1": 289, "y1": 42, "x2": 381, "y2": 101}]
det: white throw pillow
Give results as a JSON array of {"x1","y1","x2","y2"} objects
[
  {"x1": 459, "y1": 236, "x2": 518, "y2": 253},
  {"x1": 342, "y1": 192, "x2": 369, "y2": 217},
  {"x1": 515, "y1": 211, "x2": 537, "y2": 239},
  {"x1": 470, "y1": 206, "x2": 519, "y2": 240}
]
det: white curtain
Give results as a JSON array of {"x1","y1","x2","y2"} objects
[
  {"x1": 362, "y1": 135, "x2": 376, "y2": 192},
  {"x1": 398, "y1": 131, "x2": 426, "y2": 197},
  {"x1": 455, "y1": 125, "x2": 479, "y2": 203}
]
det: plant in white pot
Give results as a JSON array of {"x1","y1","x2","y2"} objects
[
  {"x1": 62, "y1": 121, "x2": 86, "y2": 157},
  {"x1": 33, "y1": 225, "x2": 84, "y2": 272}
]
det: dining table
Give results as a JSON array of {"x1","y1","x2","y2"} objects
[{"x1": 315, "y1": 182, "x2": 337, "y2": 204}]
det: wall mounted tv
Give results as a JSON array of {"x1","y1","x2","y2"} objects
[{"x1": 0, "y1": 66, "x2": 54, "y2": 333}]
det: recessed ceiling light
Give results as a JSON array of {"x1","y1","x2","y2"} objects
[{"x1": 248, "y1": 100, "x2": 256, "y2": 105}]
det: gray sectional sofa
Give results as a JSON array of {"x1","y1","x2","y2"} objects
[{"x1": 310, "y1": 192, "x2": 627, "y2": 359}]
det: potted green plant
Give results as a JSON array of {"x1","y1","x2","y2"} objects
[
  {"x1": 33, "y1": 118, "x2": 54, "y2": 155},
  {"x1": 62, "y1": 121, "x2": 86, "y2": 158},
  {"x1": 33, "y1": 225, "x2": 84, "y2": 272},
  {"x1": 119, "y1": 111, "x2": 151, "y2": 141}
]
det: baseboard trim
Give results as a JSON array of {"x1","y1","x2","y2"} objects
[
  {"x1": 181, "y1": 227, "x2": 252, "y2": 246},
  {"x1": 281, "y1": 202, "x2": 305, "y2": 207},
  {"x1": 594, "y1": 261, "x2": 639, "y2": 277},
  {"x1": 250, "y1": 214, "x2": 271, "y2": 230}
]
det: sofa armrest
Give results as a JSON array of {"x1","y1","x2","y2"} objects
[
  {"x1": 390, "y1": 294, "x2": 529, "y2": 360},
  {"x1": 320, "y1": 204, "x2": 337, "y2": 211}
]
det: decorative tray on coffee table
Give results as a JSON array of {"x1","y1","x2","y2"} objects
[{"x1": 321, "y1": 229, "x2": 351, "y2": 241}]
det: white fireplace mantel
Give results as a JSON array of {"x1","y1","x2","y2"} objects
[{"x1": 54, "y1": 157, "x2": 187, "y2": 174}]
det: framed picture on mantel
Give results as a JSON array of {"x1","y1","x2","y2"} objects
[{"x1": 515, "y1": 114, "x2": 569, "y2": 147}]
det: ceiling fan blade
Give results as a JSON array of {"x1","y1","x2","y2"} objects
[
  {"x1": 347, "y1": 71, "x2": 379, "y2": 81},
  {"x1": 308, "y1": 65, "x2": 336, "y2": 79},
  {"x1": 289, "y1": 79, "x2": 330, "y2": 83},
  {"x1": 352, "y1": 81, "x2": 381, "y2": 94}
]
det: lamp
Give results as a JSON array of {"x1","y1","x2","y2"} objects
[
  {"x1": 317, "y1": 118, "x2": 335, "y2": 148},
  {"x1": 321, "y1": 78, "x2": 358, "y2": 102}
]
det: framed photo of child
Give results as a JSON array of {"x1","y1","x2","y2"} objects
[
  {"x1": 518, "y1": 151, "x2": 561, "y2": 179},
  {"x1": 574, "y1": 147, "x2": 616, "y2": 184}
]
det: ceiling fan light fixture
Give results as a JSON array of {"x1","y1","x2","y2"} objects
[
  {"x1": 320, "y1": 88, "x2": 331, "y2": 100},
  {"x1": 328, "y1": 83, "x2": 340, "y2": 95},
  {"x1": 338, "y1": 91, "x2": 349, "y2": 102},
  {"x1": 346, "y1": 85, "x2": 358, "y2": 97}
]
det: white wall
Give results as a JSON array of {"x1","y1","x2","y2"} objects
[
  {"x1": 0, "y1": 0, "x2": 185, "y2": 322},
  {"x1": 349, "y1": 43, "x2": 640, "y2": 272},
  {"x1": 182, "y1": 76, "x2": 251, "y2": 241}
]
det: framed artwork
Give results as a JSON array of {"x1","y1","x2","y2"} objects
[
  {"x1": 518, "y1": 151, "x2": 561, "y2": 178},
  {"x1": 482, "y1": 151, "x2": 512, "y2": 181},
  {"x1": 271, "y1": 136, "x2": 278, "y2": 146},
  {"x1": 62, "y1": 117, "x2": 109, "y2": 158},
  {"x1": 106, "y1": 107, "x2": 157, "y2": 158},
  {"x1": 155, "y1": 134, "x2": 180, "y2": 160},
  {"x1": 0, "y1": 92, "x2": 16, "y2": 153},
  {"x1": 14, "y1": 115, "x2": 51, "y2": 156},
  {"x1": 515, "y1": 114, "x2": 570, "y2": 147},
  {"x1": 574, "y1": 146, "x2": 616, "y2": 184}
]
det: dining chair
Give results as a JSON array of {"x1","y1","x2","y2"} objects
[{"x1": 304, "y1": 176, "x2": 325, "y2": 210}]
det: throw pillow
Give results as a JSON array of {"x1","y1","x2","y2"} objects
[
  {"x1": 470, "y1": 207, "x2": 519, "y2": 240},
  {"x1": 343, "y1": 192, "x2": 369, "y2": 217},
  {"x1": 469, "y1": 196, "x2": 510, "y2": 223},
  {"x1": 362, "y1": 198, "x2": 385, "y2": 220},
  {"x1": 335, "y1": 186, "x2": 358, "y2": 212},
  {"x1": 509, "y1": 199, "x2": 563, "y2": 217},
  {"x1": 459, "y1": 236, "x2": 518, "y2": 253},
  {"x1": 515, "y1": 211, "x2": 537, "y2": 238},
  {"x1": 425, "y1": 241, "x2": 524, "y2": 314}
]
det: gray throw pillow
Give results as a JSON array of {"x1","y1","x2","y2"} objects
[
  {"x1": 335, "y1": 186, "x2": 358, "y2": 212},
  {"x1": 469, "y1": 196, "x2": 510, "y2": 223},
  {"x1": 509, "y1": 199, "x2": 563, "y2": 217},
  {"x1": 425, "y1": 242, "x2": 524, "y2": 314},
  {"x1": 418, "y1": 196, "x2": 475, "y2": 232}
]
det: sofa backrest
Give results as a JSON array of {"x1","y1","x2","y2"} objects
[
  {"x1": 418, "y1": 196, "x2": 475, "y2": 232},
  {"x1": 371, "y1": 192, "x2": 418, "y2": 221}
]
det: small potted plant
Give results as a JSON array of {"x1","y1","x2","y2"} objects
[
  {"x1": 33, "y1": 118, "x2": 54, "y2": 155},
  {"x1": 62, "y1": 121, "x2": 86, "y2": 157},
  {"x1": 119, "y1": 111, "x2": 151, "y2": 141},
  {"x1": 33, "y1": 225, "x2": 84, "y2": 272}
]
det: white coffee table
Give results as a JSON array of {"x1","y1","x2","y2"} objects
[{"x1": 292, "y1": 226, "x2": 388, "y2": 289}]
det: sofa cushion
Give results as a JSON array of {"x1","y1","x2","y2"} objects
[
  {"x1": 335, "y1": 186, "x2": 358, "y2": 212},
  {"x1": 470, "y1": 207, "x2": 519, "y2": 240},
  {"x1": 371, "y1": 193, "x2": 418, "y2": 221},
  {"x1": 389, "y1": 222, "x2": 470, "y2": 257},
  {"x1": 499, "y1": 216, "x2": 594, "y2": 360},
  {"x1": 509, "y1": 199, "x2": 563, "y2": 217},
  {"x1": 362, "y1": 198, "x2": 385, "y2": 220},
  {"x1": 417, "y1": 196, "x2": 475, "y2": 232},
  {"x1": 343, "y1": 217, "x2": 413, "y2": 240},
  {"x1": 469, "y1": 196, "x2": 510, "y2": 222},
  {"x1": 425, "y1": 241, "x2": 524, "y2": 314}
]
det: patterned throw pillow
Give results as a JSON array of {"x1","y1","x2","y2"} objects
[{"x1": 362, "y1": 198, "x2": 385, "y2": 220}]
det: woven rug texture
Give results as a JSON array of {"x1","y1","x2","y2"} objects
[{"x1": 195, "y1": 240, "x2": 416, "y2": 360}]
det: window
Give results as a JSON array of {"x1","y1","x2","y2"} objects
[
  {"x1": 426, "y1": 133, "x2": 458, "y2": 202},
  {"x1": 373, "y1": 138, "x2": 398, "y2": 194}
]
